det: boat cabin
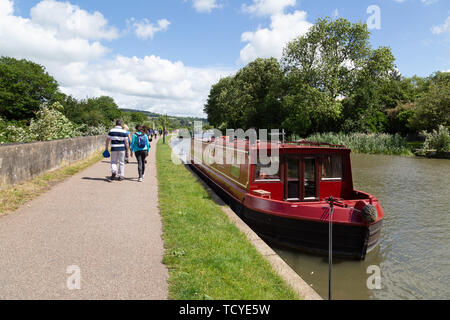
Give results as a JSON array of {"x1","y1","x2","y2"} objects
[
  {"x1": 251, "y1": 142, "x2": 354, "y2": 203},
  {"x1": 191, "y1": 138, "x2": 354, "y2": 203}
]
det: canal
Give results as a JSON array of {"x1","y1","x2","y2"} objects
[
  {"x1": 274, "y1": 154, "x2": 450, "y2": 300},
  {"x1": 171, "y1": 138, "x2": 450, "y2": 299}
]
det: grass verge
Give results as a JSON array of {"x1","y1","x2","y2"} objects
[
  {"x1": 0, "y1": 151, "x2": 103, "y2": 215},
  {"x1": 156, "y1": 139, "x2": 298, "y2": 300}
]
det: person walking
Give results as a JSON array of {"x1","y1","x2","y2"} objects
[
  {"x1": 130, "y1": 125, "x2": 150, "y2": 182},
  {"x1": 105, "y1": 120, "x2": 130, "y2": 181},
  {"x1": 122, "y1": 124, "x2": 132, "y2": 164},
  {"x1": 143, "y1": 126, "x2": 152, "y2": 164}
]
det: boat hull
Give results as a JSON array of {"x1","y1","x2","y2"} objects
[
  {"x1": 189, "y1": 163, "x2": 382, "y2": 260},
  {"x1": 240, "y1": 205, "x2": 383, "y2": 260}
]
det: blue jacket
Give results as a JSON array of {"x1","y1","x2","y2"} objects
[{"x1": 131, "y1": 132, "x2": 150, "y2": 153}]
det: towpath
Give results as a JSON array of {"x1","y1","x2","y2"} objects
[{"x1": 0, "y1": 139, "x2": 168, "y2": 299}]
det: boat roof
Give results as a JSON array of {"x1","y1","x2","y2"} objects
[{"x1": 193, "y1": 137, "x2": 350, "y2": 152}]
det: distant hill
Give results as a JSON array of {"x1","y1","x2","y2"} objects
[
  {"x1": 121, "y1": 109, "x2": 161, "y2": 118},
  {"x1": 121, "y1": 108, "x2": 208, "y2": 127}
]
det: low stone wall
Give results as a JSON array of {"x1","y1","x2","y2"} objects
[{"x1": 0, "y1": 135, "x2": 106, "y2": 189}]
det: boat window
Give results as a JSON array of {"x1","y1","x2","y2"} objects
[
  {"x1": 214, "y1": 145, "x2": 225, "y2": 167},
  {"x1": 287, "y1": 158, "x2": 300, "y2": 200},
  {"x1": 322, "y1": 155, "x2": 343, "y2": 180},
  {"x1": 231, "y1": 151, "x2": 241, "y2": 179},
  {"x1": 255, "y1": 156, "x2": 280, "y2": 181},
  {"x1": 304, "y1": 158, "x2": 316, "y2": 199}
]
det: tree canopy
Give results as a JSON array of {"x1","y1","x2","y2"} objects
[
  {"x1": 204, "y1": 17, "x2": 448, "y2": 137},
  {"x1": 0, "y1": 57, "x2": 59, "y2": 121},
  {"x1": 205, "y1": 58, "x2": 284, "y2": 131}
]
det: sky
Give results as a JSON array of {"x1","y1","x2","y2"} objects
[{"x1": 0, "y1": 0, "x2": 449, "y2": 118}]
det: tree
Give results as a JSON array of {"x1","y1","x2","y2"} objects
[
  {"x1": 129, "y1": 112, "x2": 149, "y2": 124},
  {"x1": 282, "y1": 80, "x2": 342, "y2": 136},
  {"x1": 409, "y1": 72, "x2": 450, "y2": 132},
  {"x1": 204, "y1": 76, "x2": 243, "y2": 130},
  {"x1": 234, "y1": 58, "x2": 284, "y2": 130},
  {"x1": 158, "y1": 115, "x2": 171, "y2": 144},
  {"x1": 281, "y1": 17, "x2": 372, "y2": 99},
  {"x1": 342, "y1": 47, "x2": 396, "y2": 132},
  {"x1": 60, "y1": 95, "x2": 123, "y2": 127},
  {"x1": 204, "y1": 58, "x2": 284, "y2": 131},
  {"x1": 0, "y1": 57, "x2": 59, "y2": 121},
  {"x1": 282, "y1": 18, "x2": 397, "y2": 133}
]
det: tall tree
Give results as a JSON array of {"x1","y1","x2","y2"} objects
[
  {"x1": 0, "y1": 57, "x2": 59, "y2": 120},
  {"x1": 234, "y1": 58, "x2": 284, "y2": 130},
  {"x1": 409, "y1": 72, "x2": 450, "y2": 132},
  {"x1": 204, "y1": 76, "x2": 235, "y2": 129},
  {"x1": 204, "y1": 58, "x2": 284, "y2": 131},
  {"x1": 158, "y1": 115, "x2": 171, "y2": 144},
  {"x1": 281, "y1": 17, "x2": 372, "y2": 99},
  {"x1": 282, "y1": 17, "x2": 397, "y2": 133}
]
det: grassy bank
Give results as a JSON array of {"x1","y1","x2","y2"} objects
[
  {"x1": 0, "y1": 151, "x2": 103, "y2": 215},
  {"x1": 156, "y1": 140, "x2": 298, "y2": 300},
  {"x1": 300, "y1": 132, "x2": 413, "y2": 156}
]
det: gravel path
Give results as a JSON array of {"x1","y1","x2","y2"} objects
[{"x1": 0, "y1": 139, "x2": 168, "y2": 300}]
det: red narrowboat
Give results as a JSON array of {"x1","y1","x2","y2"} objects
[{"x1": 189, "y1": 137, "x2": 384, "y2": 260}]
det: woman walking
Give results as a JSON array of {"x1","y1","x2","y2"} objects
[{"x1": 130, "y1": 125, "x2": 150, "y2": 182}]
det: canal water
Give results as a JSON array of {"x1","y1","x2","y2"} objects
[
  {"x1": 274, "y1": 154, "x2": 450, "y2": 300},
  {"x1": 171, "y1": 139, "x2": 450, "y2": 299}
]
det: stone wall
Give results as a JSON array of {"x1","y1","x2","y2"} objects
[{"x1": 0, "y1": 135, "x2": 106, "y2": 189}]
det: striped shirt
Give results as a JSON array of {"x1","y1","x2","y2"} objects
[{"x1": 108, "y1": 126, "x2": 128, "y2": 152}]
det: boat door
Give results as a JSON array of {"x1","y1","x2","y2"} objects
[{"x1": 283, "y1": 156, "x2": 319, "y2": 201}]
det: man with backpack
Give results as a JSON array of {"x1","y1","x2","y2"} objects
[{"x1": 130, "y1": 125, "x2": 150, "y2": 182}]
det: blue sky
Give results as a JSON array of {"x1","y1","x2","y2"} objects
[{"x1": 1, "y1": 0, "x2": 449, "y2": 117}]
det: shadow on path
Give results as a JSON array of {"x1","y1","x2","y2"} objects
[{"x1": 82, "y1": 177, "x2": 112, "y2": 183}]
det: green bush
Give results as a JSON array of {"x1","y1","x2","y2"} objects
[
  {"x1": 0, "y1": 117, "x2": 7, "y2": 144},
  {"x1": 0, "y1": 102, "x2": 108, "y2": 144},
  {"x1": 422, "y1": 125, "x2": 450, "y2": 153},
  {"x1": 3, "y1": 124, "x2": 33, "y2": 144},
  {"x1": 28, "y1": 102, "x2": 82, "y2": 141}
]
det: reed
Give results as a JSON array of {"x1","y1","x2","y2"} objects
[{"x1": 292, "y1": 132, "x2": 413, "y2": 155}]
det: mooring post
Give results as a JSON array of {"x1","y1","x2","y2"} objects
[{"x1": 328, "y1": 196, "x2": 334, "y2": 301}]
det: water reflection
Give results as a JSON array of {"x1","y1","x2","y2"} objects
[{"x1": 274, "y1": 154, "x2": 450, "y2": 300}]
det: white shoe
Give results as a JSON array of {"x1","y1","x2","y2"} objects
[{"x1": 138, "y1": 178, "x2": 143, "y2": 182}]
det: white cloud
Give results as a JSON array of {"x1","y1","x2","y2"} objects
[
  {"x1": 432, "y1": 16, "x2": 450, "y2": 35},
  {"x1": 239, "y1": 10, "x2": 312, "y2": 64},
  {"x1": 0, "y1": 0, "x2": 232, "y2": 117},
  {"x1": 0, "y1": 0, "x2": 13, "y2": 16},
  {"x1": 0, "y1": 0, "x2": 109, "y2": 65},
  {"x1": 130, "y1": 18, "x2": 170, "y2": 40},
  {"x1": 191, "y1": 0, "x2": 221, "y2": 13},
  {"x1": 57, "y1": 56, "x2": 233, "y2": 117},
  {"x1": 30, "y1": 0, "x2": 119, "y2": 40},
  {"x1": 242, "y1": 0, "x2": 296, "y2": 16},
  {"x1": 421, "y1": 0, "x2": 439, "y2": 5}
]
